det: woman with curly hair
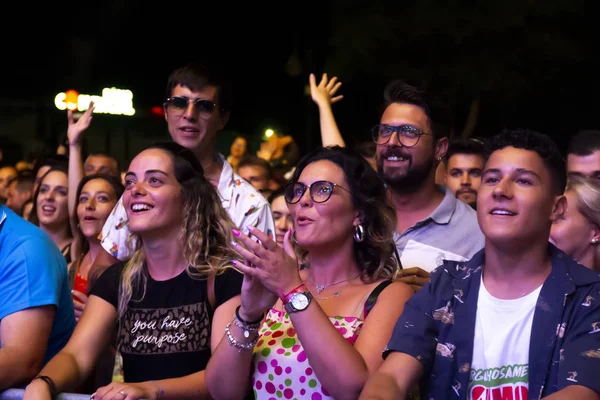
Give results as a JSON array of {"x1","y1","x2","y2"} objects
[
  {"x1": 206, "y1": 146, "x2": 413, "y2": 400},
  {"x1": 25, "y1": 142, "x2": 243, "y2": 400}
]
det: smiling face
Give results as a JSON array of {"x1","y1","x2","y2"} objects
[
  {"x1": 36, "y1": 170, "x2": 69, "y2": 229},
  {"x1": 77, "y1": 178, "x2": 119, "y2": 240},
  {"x1": 123, "y1": 149, "x2": 184, "y2": 238},
  {"x1": 376, "y1": 103, "x2": 447, "y2": 192},
  {"x1": 289, "y1": 160, "x2": 359, "y2": 250},
  {"x1": 477, "y1": 146, "x2": 563, "y2": 248}
]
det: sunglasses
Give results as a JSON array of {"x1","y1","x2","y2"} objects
[
  {"x1": 163, "y1": 96, "x2": 217, "y2": 117},
  {"x1": 371, "y1": 124, "x2": 432, "y2": 147},
  {"x1": 284, "y1": 180, "x2": 350, "y2": 204}
]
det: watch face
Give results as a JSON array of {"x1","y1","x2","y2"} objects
[{"x1": 291, "y1": 293, "x2": 309, "y2": 310}]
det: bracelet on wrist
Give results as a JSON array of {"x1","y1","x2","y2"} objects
[
  {"x1": 235, "y1": 305, "x2": 263, "y2": 325},
  {"x1": 225, "y1": 322, "x2": 258, "y2": 352},
  {"x1": 33, "y1": 375, "x2": 58, "y2": 398},
  {"x1": 279, "y1": 283, "x2": 306, "y2": 303}
]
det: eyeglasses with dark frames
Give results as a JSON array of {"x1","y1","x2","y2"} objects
[
  {"x1": 371, "y1": 124, "x2": 432, "y2": 147},
  {"x1": 284, "y1": 180, "x2": 350, "y2": 204}
]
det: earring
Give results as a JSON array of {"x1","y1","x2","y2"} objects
[
  {"x1": 592, "y1": 238, "x2": 599, "y2": 245},
  {"x1": 353, "y1": 224, "x2": 365, "y2": 243},
  {"x1": 292, "y1": 231, "x2": 298, "y2": 245}
]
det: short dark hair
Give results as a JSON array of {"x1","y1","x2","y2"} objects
[
  {"x1": 10, "y1": 171, "x2": 35, "y2": 192},
  {"x1": 568, "y1": 130, "x2": 600, "y2": 156},
  {"x1": 85, "y1": 153, "x2": 121, "y2": 175},
  {"x1": 238, "y1": 156, "x2": 273, "y2": 180},
  {"x1": 165, "y1": 63, "x2": 233, "y2": 113},
  {"x1": 486, "y1": 129, "x2": 566, "y2": 195},
  {"x1": 380, "y1": 80, "x2": 453, "y2": 139},
  {"x1": 445, "y1": 138, "x2": 486, "y2": 164}
]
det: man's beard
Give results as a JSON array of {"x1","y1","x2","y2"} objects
[{"x1": 378, "y1": 152, "x2": 436, "y2": 194}]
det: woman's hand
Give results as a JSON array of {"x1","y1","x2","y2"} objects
[
  {"x1": 92, "y1": 381, "x2": 159, "y2": 400},
  {"x1": 239, "y1": 269, "x2": 278, "y2": 322},
  {"x1": 72, "y1": 290, "x2": 88, "y2": 322},
  {"x1": 67, "y1": 101, "x2": 94, "y2": 147},
  {"x1": 232, "y1": 227, "x2": 303, "y2": 299},
  {"x1": 309, "y1": 73, "x2": 343, "y2": 108}
]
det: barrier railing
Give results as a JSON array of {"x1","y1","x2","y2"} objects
[{"x1": 0, "y1": 389, "x2": 91, "y2": 399}]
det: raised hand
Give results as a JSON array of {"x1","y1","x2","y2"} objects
[
  {"x1": 232, "y1": 227, "x2": 303, "y2": 299},
  {"x1": 309, "y1": 73, "x2": 343, "y2": 108},
  {"x1": 67, "y1": 101, "x2": 95, "y2": 146}
]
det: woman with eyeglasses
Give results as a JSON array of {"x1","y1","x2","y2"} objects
[
  {"x1": 24, "y1": 143, "x2": 243, "y2": 400},
  {"x1": 205, "y1": 146, "x2": 413, "y2": 400}
]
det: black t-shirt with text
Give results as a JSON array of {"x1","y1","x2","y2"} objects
[{"x1": 90, "y1": 262, "x2": 242, "y2": 382}]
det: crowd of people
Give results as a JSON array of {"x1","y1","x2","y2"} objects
[{"x1": 0, "y1": 63, "x2": 599, "y2": 400}]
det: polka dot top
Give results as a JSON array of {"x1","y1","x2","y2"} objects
[{"x1": 251, "y1": 308, "x2": 363, "y2": 400}]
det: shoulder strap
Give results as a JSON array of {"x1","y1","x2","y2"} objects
[
  {"x1": 364, "y1": 280, "x2": 393, "y2": 318},
  {"x1": 207, "y1": 275, "x2": 216, "y2": 311}
]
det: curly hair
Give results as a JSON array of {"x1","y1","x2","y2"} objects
[
  {"x1": 118, "y1": 142, "x2": 240, "y2": 319},
  {"x1": 288, "y1": 146, "x2": 399, "y2": 282}
]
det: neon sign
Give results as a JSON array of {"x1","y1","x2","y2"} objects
[{"x1": 54, "y1": 87, "x2": 136, "y2": 116}]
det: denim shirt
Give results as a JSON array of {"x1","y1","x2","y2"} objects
[{"x1": 385, "y1": 245, "x2": 600, "y2": 399}]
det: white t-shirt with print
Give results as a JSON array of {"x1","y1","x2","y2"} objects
[
  {"x1": 100, "y1": 157, "x2": 275, "y2": 260},
  {"x1": 469, "y1": 277, "x2": 542, "y2": 400}
]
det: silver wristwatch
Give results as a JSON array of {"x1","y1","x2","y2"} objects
[{"x1": 284, "y1": 291, "x2": 313, "y2": 314}]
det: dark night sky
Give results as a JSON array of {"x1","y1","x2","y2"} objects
[{"x1": 3, "y1": 0, "x2": 600, "y2": 157}]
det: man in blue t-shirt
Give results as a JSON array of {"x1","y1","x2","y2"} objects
[{"x1": 0, "y1": 205, "x2": 75, "y2": 389}]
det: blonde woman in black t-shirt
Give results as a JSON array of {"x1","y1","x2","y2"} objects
[{"x1": 25, "y1": 143, "x2": 243, "y2": 400}]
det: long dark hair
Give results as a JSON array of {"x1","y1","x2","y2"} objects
[
  {"x1": 74, "y1": 174, "x2": 124, "y2": 255},
  {"x1": 28, "y1": 166, "x2": 71, "y2": 239}
]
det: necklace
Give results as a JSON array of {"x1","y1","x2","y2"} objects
[{"x1": 309, "y1": 272, "x2": 361, "y2": 293}]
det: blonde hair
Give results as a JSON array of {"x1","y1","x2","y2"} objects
[
  {"x1": 117, "y1": 146, "x2": 240, "y2": 319},
  {"x1": 567, "y1": 176, "x2": 600, "y2": 228},
  {"x1": 567, "y1": 176, "x2": 600, "y2": 267}
]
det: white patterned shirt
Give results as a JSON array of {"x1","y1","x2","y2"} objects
[{"x1": 100, "y1": 157, "x2": 275, "y2": 260}]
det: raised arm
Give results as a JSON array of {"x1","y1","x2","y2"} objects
[
  {"x1": 67, "y1": 102, "x2": 95, "y2": 258},
  {"x1": 309, "y1": 73, "x2": 345, "y2": 147}
]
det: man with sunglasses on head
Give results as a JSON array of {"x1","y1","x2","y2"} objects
[
  {"x1": 373, "y1": 81, "x2": 484, "y2": 291},
  {"x1": 93, "y1": 63, "x2": 275, "y2": 271}
]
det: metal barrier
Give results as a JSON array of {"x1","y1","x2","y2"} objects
[{"x1": 0, "y1": 389, "x2": 91, "y2": 399}]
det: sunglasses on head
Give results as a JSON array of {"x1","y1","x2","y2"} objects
[{"x1": 163, "y1": 96, "x2": 217, "y2": 116}]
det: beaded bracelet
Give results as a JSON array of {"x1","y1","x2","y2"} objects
[
  {"x1": 233, "y1": 314, "x2": 260, "y2": 338},
  {"x1": 225, "y1": 322, "x2": 258, "y2": 352}
]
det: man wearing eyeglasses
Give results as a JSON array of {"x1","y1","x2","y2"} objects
[
  {"x1": 373, "y1": 80, "x2": 484, "y2": 290},
  {"x1": 93, "y1": 63, "x2": 275, "y2": 270}
]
